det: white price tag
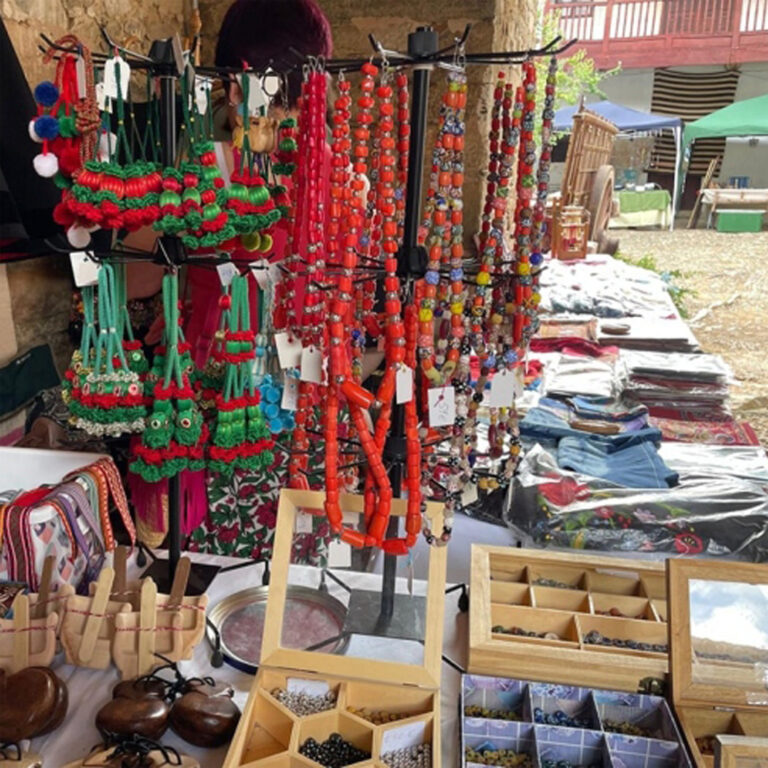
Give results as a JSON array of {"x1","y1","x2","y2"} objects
[
  {"x1": 216, "y1": 262, "x2": 240, "y2": 287},
  {"x1": 300, "y1": 346, "x2": 323, "y2": 384},
  {"x1": 328, "y1": 539, "x2": 351, "y2": 568},
  {"x1": 250, "y1": 259, "x2": 282, "y2": 289},
  {"x1": 261, "y1": 68, "x2": 281, "y2": 104},
  {"x1": 514, "y1": 366, "x2": 525, "y2": 398},
  {"x1": 195, "y1": 77, "x2": 212, "y2": 116},
  {"x1": 294, "y1": 512, "x2": 314, "y2": 534},
  {"x1": 281, "y1": 376, "x2": 298, "y2": 411},
  {"x1": 102, "y1": 55, "x2": 131, "y2": 100},
  {"x1": 275, "y1": 332, "x2": 302, "y2": 369},
  {"x1": 287, "y1": 678, "x2": 330, "y2": 697},
  {"x1": 70, "y1": 251, "x2": 100, "y2": 287},
  {"x1": 95, "y1": 82, "x2": 111, "y2": 113},
  {"x1": 380, "y1": 720, "x2": 427, "y2": 754},
  {"x1": 489, "y1": 369, "x2": 516, "y2": 408},
  {"x1": 396, "y1": 364, "x2": 413, "y2": 404},
  {"x1": 462, "y1": 482, "x2": 479, "y2": 507},
  {"x1": 238, "y1": 73, "x2": 268, "y2": 115},
  {"x1": 428, "y1": 386, "x2": 455, "y2": 427},
  {"x1": 75, "y1": 55, "x2": 87, "y2": 99}
]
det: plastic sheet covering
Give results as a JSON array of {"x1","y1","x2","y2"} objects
[
  {"x1": 658, "y1": 443, "x2": 768, "y2": 484},
  {"x1": 539, "y1": 257, "x2": 677, "y2": 319},
  {"x1": 507, "y1": 445, "x2": 768, "y2": 561},
  {"x1": 542, "y1": 354, "x2": 623, "y2": 402},
  {"x1": 620, "y1": 350, "x2": 732, "y2": 383}
]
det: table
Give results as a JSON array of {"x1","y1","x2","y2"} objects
[
  {"x1": 701, "y1": 188, "x2": 768, "y2": 228},
  {"x1": 32, "y1": 551, "x2": 467, "y2": 768},
  {"x1": 609, "y1": 189, "x2": 671, "y2": 229}
]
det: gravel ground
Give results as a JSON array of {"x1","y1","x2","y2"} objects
[{"x1": 617, "y1": 229, "x2": 768, "y2": 447}]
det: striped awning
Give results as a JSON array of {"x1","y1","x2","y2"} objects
[{"x1": 650, "y1": 68, "x2": 740, "y2": 175}]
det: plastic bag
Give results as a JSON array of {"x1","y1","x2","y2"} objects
[{"x1": 506, "y1": 445, "x2": 768, "y2": 561}]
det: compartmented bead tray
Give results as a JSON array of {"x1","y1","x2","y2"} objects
[
  {"x1": 470, "y1": 547, "x2": 668, "y2": 691},
  {"x1": 461, "y1": 674, "x2": 692, "y2": 768},
  {"x1": 223, "y1": 490, "x2": 447, "y2": 768},
  {"x1": 235, "y1": 669, "x2": 436, "y2": 767}
]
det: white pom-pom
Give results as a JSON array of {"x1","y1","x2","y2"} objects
[
  {"x1": 98, "y1": 131, "x2": 118, "y2": 161},
  {"x1": 67, "y1": 225, "x2": 91, "y2": 249},
  {"x1": 28, "y1": 119, "x2": 44, "y2": 143},
  {"x1": 33, "y1": 152, "x2": 59, "y2": 178}
]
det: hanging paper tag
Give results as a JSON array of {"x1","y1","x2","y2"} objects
[
  {"x1": 462, "y1": 482, "x2": 479, "y2": 507},
  {"x1": 275, "y1": 332, "x2": 302, "y2": 369},
  {"x1": 261, "y1": 67, "x2": 280, "y2": 104},
  {"x1": 380, "y1": 720, "x2": 427, "y2": 754},
  {"x1": 396, "y1": 364, "x2": 414, "y2": 404},
  {"x1": 287, "y1": 677, "x2": 330, "y2": 697},
  {"x1": 328, "y1": 539, "x2": 351, "y2": 568},
  {"x1": 281, "y1": 376, "x2": 298, "y2": 411},
  {"x1": 514, "y1": 366, "x2": 525, "y2": 397},
  {"x1": 489, "y1": 369, "x2": 516, "y2": 408},
  {"x1": 102, "y1": 55, "x2": 131, "y2": 100},
  {"x1": 300, "y1": 346, "x2": 323, "y2": 384},
  {"x1": 216, "y1": 262, "x2": 240, "y2": 287},
  {"x1": 70, "y1": 251, "x2": 100, "y2": 287},
  {"x1": 75, "y1": 55, "x2": 87, "y2": 99},
  {"x1": 195, "y1": 77, "x2": 212, "y2": 116},
  {"x1": 250, "y1": 259, "x2": 281, "y2": 289},
  {"x1": 294, "y1": 512, "x2": 314, "y2": 534},
  {"x1": 95, "y1": 82, "x2": 111, "y2": 113},
  {"x1": 428, "y1": 386, "x2": 456, "y2": 427},
  {"x1": 238, "y1": 73, "x2": 268, "y2": 115}
]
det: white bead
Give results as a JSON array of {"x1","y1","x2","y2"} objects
[
  {"x1": 33, "y1": 152, "x2": 59, "y2": 178},
  {"x1": 67, "y1": 225, "x2": 92, "y2": 249}
]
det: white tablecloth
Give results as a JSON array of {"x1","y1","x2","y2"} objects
[
  {"x1": 32, "y1": 551, "x2": 467, "y2": 767},
  {"x1": 701, "y1": 188, "x2": 768, "y2": 205}
]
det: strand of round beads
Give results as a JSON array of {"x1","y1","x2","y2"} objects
[{"x1": 395, "y1": 71, "x2": 410, "y2": 237}]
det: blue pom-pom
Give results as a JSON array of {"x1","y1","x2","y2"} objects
[
  {"x1": 34, "y1": 81, "x2": 59, "y2": 107},
  {"x1": 33, "y1": 115, "x2": 59, "y2": 140}
]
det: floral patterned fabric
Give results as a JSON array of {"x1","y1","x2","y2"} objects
[{"x1": 186, "y1": 453, "x2": 330, "y2": 565}]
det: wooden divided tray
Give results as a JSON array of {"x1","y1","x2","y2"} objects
[
  {"x1": 667, "y1": 560, "x2": 768, "y2": 768},
  {"x1": 469, "y1": 546, "x2": 669, "y2": 692},
  {"x1": 461, "y1": 673, "x2": 692, "y2": 768},
  {"x1": 223, "y1": 489, "x2": 447, "y2": 768}
]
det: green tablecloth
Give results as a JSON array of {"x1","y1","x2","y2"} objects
[{"x1": 618, "y1": 189, "x2": 671, "y2": 213}]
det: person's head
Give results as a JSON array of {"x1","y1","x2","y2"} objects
[{"x1": 216, "y1": 0, "x2": 332, "y2": 121}]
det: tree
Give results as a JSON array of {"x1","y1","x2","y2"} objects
[{"x1": 534, "y1": 10, "x2": 620, "y2": 146}]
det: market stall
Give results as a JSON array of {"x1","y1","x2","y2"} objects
[{"x1": 553, "y1": 100, "x2": 683, "y2": 230}]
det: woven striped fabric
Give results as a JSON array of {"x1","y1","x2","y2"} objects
[{"x1": 650, "y1": 68, "x2": 740, "y2": 175}]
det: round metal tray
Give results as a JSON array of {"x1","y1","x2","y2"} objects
[{"x1": 206, "y1": 585, "x2": 349, "y2": 674}]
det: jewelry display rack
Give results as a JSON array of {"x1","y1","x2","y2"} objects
[{"x1": 40, "y1": 20, "x2": 576, "y2": 641}]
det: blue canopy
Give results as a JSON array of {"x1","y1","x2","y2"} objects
[{"x1": 553, "y1": 101, "x2": 682, "y2": 133}]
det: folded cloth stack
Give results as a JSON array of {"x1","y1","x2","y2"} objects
[
  {"x1": 620, "y1": 350, "x2": 732, "y2": 422},
  {"x1": 542, "y1": 354, "x2": 622, "y2": 403},
  {"x1": 520, "y1": 399, "x2": 677, "y2": 490}
]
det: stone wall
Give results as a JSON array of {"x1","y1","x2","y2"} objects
[
  {"x1": 1, "y1": 0, "x2": 186, "y2": 371},
  {"x1": 199, "y1": 0, "x2": 538, "y2": 237}
]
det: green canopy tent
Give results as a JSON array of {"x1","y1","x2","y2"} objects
[
  {"x1": 683, "y1": 94, "x2": 768, "y2": 147},
  {"x1": 679, "y1": 94, "x2": 768, "y2": 215}
]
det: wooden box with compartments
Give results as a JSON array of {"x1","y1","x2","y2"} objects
[
  {"x1": 469, "y1": 546, "x2": 670, "y2": 692},
  {"x1": 460, "y1": 673, "x2": 692, "y2": 768},
  {"x1": 667, "y1": 559, "x2": 768, "y2": 768},
  {"x1": 222, "y1": 489, "x2": 446, "y2": 768}
]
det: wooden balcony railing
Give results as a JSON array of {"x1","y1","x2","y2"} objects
[{"x1": 545, "y1": 0, "x2": 768, "y2": 68}]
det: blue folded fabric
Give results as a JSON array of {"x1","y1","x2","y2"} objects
[
  {"x1": 520, "y1": 406, "x2": 662, "y2": 450},
  {"x1": 558, "y1": 436, "x2": 678, "y2": 489},
  {"x1": 570, "y1": 396, "x2": 649, "y2": 422}
]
